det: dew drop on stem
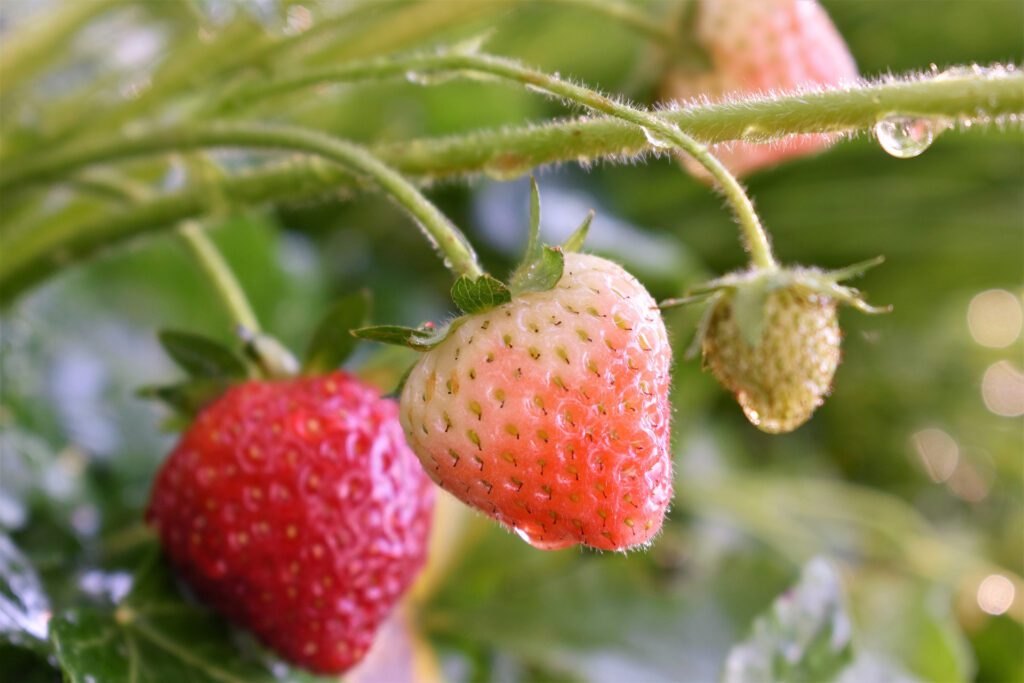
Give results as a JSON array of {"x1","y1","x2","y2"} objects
[
  {"x1": 873, "y1": 115, "x2": 948, "y2": 159},
  {"x1": 641, "y1": 127, "x2": 674, "y2": 149}
]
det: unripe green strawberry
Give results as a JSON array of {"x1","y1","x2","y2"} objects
[
  {"x1": 702, "y1": 286, "x2": 840, "y2": 433},
  {"x1": 399, "y1": 253, "x2": 673, "y2": 551}
]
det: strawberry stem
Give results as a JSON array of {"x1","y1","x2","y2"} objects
[
  {"x1": 177, "y1": 221, "x2": 262, "y2": 334},
  {"x1": 221, "y1": 51, "x2": 777, "y2": 268},
  {"x1": 0, "y1": 124, "x2": 483, "y2": 292},
  {"x1": 2, "y1": 66, "x2": 1022, "y2": 299}
]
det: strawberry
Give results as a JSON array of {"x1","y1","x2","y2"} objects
[
  {"x1": 702, "y1": 285, "x2": 840, "y2": 433},
  {"x1": 662, "y1": 0, "x2": 859, "y2": 177},
  {"x1": 146, "y1": 371, "x2": 434, "y2": 674},
  {"x1": 397, "y1": 252, "x2": 673, "y2": 551},
  {"x1": 667, "y1": 261, "x2": 888, "y2": 434}
]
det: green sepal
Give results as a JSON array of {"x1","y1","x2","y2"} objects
[
  {"x1": 659, "y1": 291, "x2": 716, "y2": 309},
  {"x1": 731, "y1": 279, "x2": 776, "y2": 348},
  {"x1": 137, "y1": 377, "x2": 233, "y2": 418},
  {"x1": 302, "y1": 290, "x2": 370, "y2": 374},
  {"x1": 451, "y1": 274, "x2": 512, "y2": 314},
  {"x1": 822, "y1": 281, "x2": 893, "y2": 315},
  {"x1": 824, "y1": 255, "x2": 885, "y2": 282},
  {"x1": 562, "y1": 210, "x2": 594, "y2": 253},
  {"x1": 509, "y1": 245, "x2": 564, "y2": 296},
  {"x1": 685, "y1": 291, "x2": 723, "y2": 360},
  {"x1": 352, "y1": 321, "x2": 454, "y2": 351},
  {"x1": 526, "y1": 176, "x2": 542, "y2": 261},
  {"x1": 157, "y1": 330, "x2": 247, "y2": 379},
  {"x1": 507, "y1": 178, "x2": 567, "y2": 295}
]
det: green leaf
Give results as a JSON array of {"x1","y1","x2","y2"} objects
[
  {"x1": 562, "y1": 210, "x2": 594, "y2": 253},
  {"x1": 50, "y1": 549, "x2": 329, "y2": 683},
  {"x1": 157, "y1": 330, "x2": 247, "y2": 379},
  {"x1": 0, "y1": 534, "x2": 51, "y2": 655},
  {"x1": 450, "y1": 275, "x2": 512, "y2": 315},
  {"x1": 723, "y1": 558, "x2": 854, "y2": 683},
  {"x1": 137, "y1": 378, "x2": 232, "y2": 418},
  {"x1": 302, "y1": 290, "x2": 370, "y2": 374},
  {"x1": 352, "y1": 322, "x2": 453, "y2": 351}
]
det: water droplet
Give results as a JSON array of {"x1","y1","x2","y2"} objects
[
  {"x1": 873, "y1": 116, "x2": 946, "y2": 158},
  {"x1": 641, "y1": 127, "x2": 674, "y2": 149}
]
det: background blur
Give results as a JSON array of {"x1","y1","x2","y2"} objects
[{"x1": 1, "y1": 1, "x2": 1022, "y2": 681}]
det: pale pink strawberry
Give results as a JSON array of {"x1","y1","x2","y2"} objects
[
  {"x1": 399, "y1": 253, "x2": 673, "y2": 552},
  {"x1": 663, "y1": 0, "x2": 859, "y2": 177}
]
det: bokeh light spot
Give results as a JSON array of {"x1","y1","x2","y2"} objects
[
  {"x1": 967, "y1": 289, "x2": 1022, "y2": 348},
  {"x1": 911, "y1": 428, "x2": 959, "y2": 483},
  {"x1": 977, "y1": 574, "x2": 1015, "y2": 616},
  {"x1": 947, "y1": 459, "x2": 993, "y2": 503},
  {"x1": 981, "y1": 361, "x2": 1024, "y2": 417}
]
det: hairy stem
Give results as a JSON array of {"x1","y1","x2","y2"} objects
[
  {"x1": 221, "y1": 55, "x2": 1024, "y2": 268},
  {"x1": 217, "y1": 51, "x2": 768, "y2": 266},
  {"x1": 2, "y1": 71, "x2": 1022, "y2": 301},
  {"x1": 423, "y1": 53, "x2": 773, "y2": 266},
  {"x1": 0, "y1": 124, "x2": 480, "y2": 283},
  {"x1": 176, "y1": 221, "x2": 262, "y2": 334},
  {"x1": 6, "y1": 70, "x2": 1020, "y2": 193}
]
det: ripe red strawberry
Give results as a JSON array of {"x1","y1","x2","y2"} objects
[
  {"x1": 146, "y1": 371, "x2": 434, "y2": 675},
  {"x1": 701, "y1": 285, "x2": 841, "y2": 433},
  {"x1": 399, "y1": 253, "x2": 672, "y2": 551},
  {"x1": 663, "y1": 0, "x2": 858, "y2": 177}
]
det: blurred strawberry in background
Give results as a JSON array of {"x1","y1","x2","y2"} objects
[{"x1": 663, "y1": 0, "x2": 859, "y2": 178}]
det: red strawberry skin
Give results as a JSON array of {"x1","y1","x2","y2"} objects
[
  {"x1": 664, "y1": 0, "x2": 858, "y2": 177},
  {"x1": 400, "y1": 254, "x2": 673, "y2": 552},
  {"x1": 146, "y1": 372, "x2": 434, "y2": 675}
]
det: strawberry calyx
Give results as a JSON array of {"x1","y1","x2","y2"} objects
[
  {"x1": 139, "y1": 291, "x2": 371, "y2": 425},
  {"x1": 661, "y1": 257, "x2": 890, "y2": 356},
  {"x1": 353, "y1": 178, "x2": 594, "y2": 354}
]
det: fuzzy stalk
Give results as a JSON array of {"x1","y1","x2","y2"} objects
[
  {"x1": 2, "y1": 72, "x2": 1022, "y2": 301},
  {"x1": 176, "y1": 220, "x2": 262, "y2": 334}
]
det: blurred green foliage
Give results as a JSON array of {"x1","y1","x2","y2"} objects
[{"x1": 0, "y1": 1, "x2": 1021, "y2": 681}]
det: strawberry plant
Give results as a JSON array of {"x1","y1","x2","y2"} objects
[{"x1": 1, "y1": 1, "x2": 1021, "y2": 681}]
